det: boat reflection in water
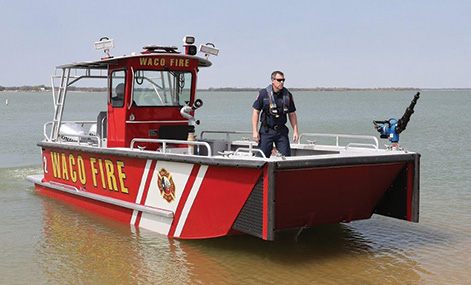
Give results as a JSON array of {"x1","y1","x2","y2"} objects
[
  {"x1": 38, "y1": 195, "x2": 231, "y2": 284},
  {"x1": 38, "y1": 195, "x2": 424, "y2": 284}
]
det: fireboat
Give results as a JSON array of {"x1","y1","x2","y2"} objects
[{"x1": 27, "y1": 36, "x2": 420, "y2": 241}]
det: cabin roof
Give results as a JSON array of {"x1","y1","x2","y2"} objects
[{"x1": 56, "y1": 53, "x2": 212, "y2": 70}]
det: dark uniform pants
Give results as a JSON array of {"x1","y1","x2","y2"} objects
[{"x1": 258, "y1": 126, "x2": 291, "y2": 158}]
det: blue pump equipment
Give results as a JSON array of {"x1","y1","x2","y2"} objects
[{"x1": 373, "y1": 92, "x2": 420, "y2": 144}]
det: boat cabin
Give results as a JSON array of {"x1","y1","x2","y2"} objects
[{"x1": 49, "y1": 37, "x2": 214, "y2": 151}]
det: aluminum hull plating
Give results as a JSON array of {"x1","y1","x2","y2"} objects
[{"x1": 28, "y1": 141, "x2": 419, "y2": 241}]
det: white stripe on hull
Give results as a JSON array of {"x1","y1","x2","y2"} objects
[
  {"x1": 131, "y1": 159, "x2": 153, "y2": 225},
  {"x1": 139, "y1": 161, "x2": 195, "y2": 235},
  {"x1": 173, "y1": 165, "x2": 209, "y2": 237}
]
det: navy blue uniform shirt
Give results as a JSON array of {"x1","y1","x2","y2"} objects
[{"x1": 252, "y1": 87, "x2": 296, "y2": 127}]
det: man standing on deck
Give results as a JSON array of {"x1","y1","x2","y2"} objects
[{"x1": 252, "y1": 71, "x2": 299, "y2": 157}]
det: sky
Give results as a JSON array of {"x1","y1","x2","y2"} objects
[{"x1": 0, "y1": 0, "x2": 470, "y2": 89}]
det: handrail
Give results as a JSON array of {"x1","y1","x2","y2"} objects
[
  {"x1": 64, "y1": 120, "x2": 96, "y2": 125},
  {"x1": 345, "y1": 143, "x2": 378, "y2": 151},
  {"x1": 130, "y1": 138, "x2": 212, "y2": 156},
  {"x1": 298, "y1": 133, "x2": 379, "y2": 150},
  {"x1": 43, "y1": 121, "x2": 52, "y2": 141},
  {"x1": 44, "y1": 121, "x2": 101, "y2": 147},
  {"x1": 200, "y1": 130, "x2": 252, "y2": 140},
  {"x1": 200, "y1": 130, "x2": 253, "y2": 150},
  {"x1": 52, "y1": 69, "x2": 108, "y2": 82},
  {"x1": 58, "y1": 133, "x2": 102, "y2": 147},
  {"x1": 200, "y1": 131, "x2": 253, "y2": 151},
  {"x1": 100, "y1": 116, "x2": 107, "y2": 143},
  {"x1": 234, "y1": 147, "x2": 267, "y2": 158}
]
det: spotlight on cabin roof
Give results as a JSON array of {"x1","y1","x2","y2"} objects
[
  {"x1": 94, "y1": 37, "x2": 114, "y2": 58},
  {"x1": 183, "y1": 35, "x2": 195, "y2": 45},
  {"x1": 199, "y1": 43, "x2": 219, "y2": 59},
  {"x1": 183, "y1": 35, "x2": 197, "y2": 55},
  {"x1": 94, "y1": 37, "x2": 114, "y2": 50}
]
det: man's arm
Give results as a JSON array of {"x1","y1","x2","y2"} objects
[
  {"x1": 289, "y1": 112, "x2": 299, "y2": 143},
  {"x1": 252, "y1": 109, "x2": 260, "y2": 143}
]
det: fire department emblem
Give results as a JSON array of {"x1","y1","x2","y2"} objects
[{"x1": 157, "y1": 168, "x2": 176, "y2": 203}]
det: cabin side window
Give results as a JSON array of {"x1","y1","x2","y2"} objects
[
  {"x1": 110, "y1": 70, "x2": 126, "y2": 108},
  {"x1": 133, "y1": 70, "x2": 192, "y2": 107}
]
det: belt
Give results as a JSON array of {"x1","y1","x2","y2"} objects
[{"x1": 268, "y1": 124, "x2": 283, "y2": 130}]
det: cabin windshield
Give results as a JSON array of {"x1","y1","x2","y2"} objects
[{"x1": 133, "y1": 70, "x2": 192, "y2": 107}]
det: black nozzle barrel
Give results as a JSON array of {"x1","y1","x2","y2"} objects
[
  {"x1": 396, "y1": 92, "x2": 420, "y2": 134},
  {"x1": 373, "y1": 120, "x2": 388, "y2": 132}
]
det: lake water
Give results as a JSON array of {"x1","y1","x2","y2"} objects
[{"x1": 0, "y1": 90, "x2": 470, "y2": 284}]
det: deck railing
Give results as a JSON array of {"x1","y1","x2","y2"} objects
[
  {"x1": 297, "y1": 133, "x2": 379, "y2": 150},
  {"x1": 43, "y1": 121, "x2": 103, "y2": 147},
  {"x1": 200, "y1": 130, "x2": 252, "y2": 141},
  {"x1": 130, "y1": 138, "x2": 212, "y2": 156}
]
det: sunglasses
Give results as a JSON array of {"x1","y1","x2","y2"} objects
[{"x1": 274, "y1": 78, "x2": 285, "y2": 82}]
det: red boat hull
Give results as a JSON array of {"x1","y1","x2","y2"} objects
[
  {"x1": 30, "y1": 143, "x2": 419, "y2": 240},
  {"x1": 275, "y1": 163, "x2": 406, "y2": 229}
]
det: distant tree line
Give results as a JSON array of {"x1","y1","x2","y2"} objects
[
  {"x1": 0, "y1": 85, "x2": 50, "y2": 92},
  {"x1": 0, "y1": 85, "x2": 107, "y2": 92},
  {"x1": 1, "y1": 85, "x2": 426, "y2": 93}
]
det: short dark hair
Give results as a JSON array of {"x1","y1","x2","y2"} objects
[{"x1": 271, "y1": 71, "x2": 284, "y2": 79}]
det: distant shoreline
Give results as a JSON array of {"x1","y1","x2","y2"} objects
[{"x1": 1, "y1": 86, "x2": 470, "y2": 93}]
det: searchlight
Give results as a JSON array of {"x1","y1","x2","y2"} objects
[
  {"x1": 199, "y1": 43, "x2": 219, "y2": 59},
  {"x1": 183, "y1": 35, "x2": 195, "y2": 45},
  {"x1": 94, "y1": 37, "x2": 114, "y2": 58},
  {"x1": 183, "y1": 35, "x2": 197, "y2": 55}
]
